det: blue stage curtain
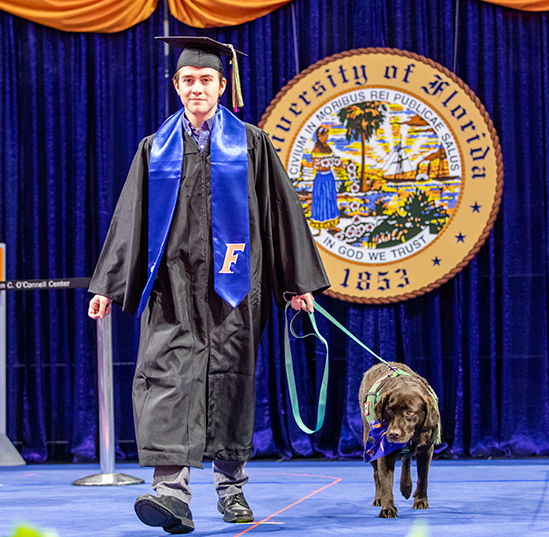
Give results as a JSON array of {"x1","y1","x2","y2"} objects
[{"x1": 1, "y1": 0, "x2": 548, "y2": 463}]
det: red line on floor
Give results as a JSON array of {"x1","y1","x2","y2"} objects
[{"x1": 232, "y1": 473, "x2": 342, "y2": 537}]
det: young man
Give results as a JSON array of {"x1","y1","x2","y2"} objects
[{"x1": 88, "y1": 37, "x2": 330, "y2": 534}]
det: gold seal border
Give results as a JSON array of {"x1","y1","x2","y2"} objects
[{"x1": 259, "y1": 48, "x2": 503, "y2": 305}]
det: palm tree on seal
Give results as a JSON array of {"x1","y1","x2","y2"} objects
[{"x1": 337, "y1": 101, "x2": 387, "y2": 191}]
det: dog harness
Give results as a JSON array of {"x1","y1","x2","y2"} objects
[
  {"x1": 363, "y1": 369, "x2": 442, "y2": 462},
  {"x1": 363, "y1": 369, "x2": 410, "y2": 462}
]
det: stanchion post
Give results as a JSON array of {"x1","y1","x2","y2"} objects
[
  {"x1": 98, "y1": 314, "x2": 115, "y2": 475},
  {"x1": 72, "y1": 314, "x2": 143, "y2": 486},
  {"x1": 0, "y1": 243, "x2": 26, "y2": 466}
]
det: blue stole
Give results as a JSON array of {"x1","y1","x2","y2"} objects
[
  {"x1": 363, "y1": 419, "x2": 407, "y2": 462},
  {"x1": 136, "y1": 105, "x2": 250, "y2": 316}
]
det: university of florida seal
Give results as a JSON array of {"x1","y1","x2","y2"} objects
[{"x1": 260, "y1": 48, "x2": 502, "y2": 303}]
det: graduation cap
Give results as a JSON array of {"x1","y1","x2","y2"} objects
[{"x1": 156, "y1": 36, "x2": 246, "y2": 111}]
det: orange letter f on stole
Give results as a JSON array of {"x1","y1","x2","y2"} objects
[{"x1": 219, "y1": 243, "x2": 246, "y2": 274}]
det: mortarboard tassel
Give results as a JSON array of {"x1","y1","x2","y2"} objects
[{"x1": 228, "y1": 44, "x2": 244, "y2": 112}]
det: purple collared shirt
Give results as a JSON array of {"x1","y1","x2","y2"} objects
[{"x1": 182, "y1": 113, "x2": 215, "y2": 153}]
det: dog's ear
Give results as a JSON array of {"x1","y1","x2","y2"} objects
[
  {"x1": 422, "y1": 393, "x2": 440, "y2": 432},
  {"x1": 374, "y1": 392, "x2": 389, "y2": 422}
]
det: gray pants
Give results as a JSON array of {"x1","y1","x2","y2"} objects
[{"x1": 152, "y1": 461, "x2": 248, "y2": 506}]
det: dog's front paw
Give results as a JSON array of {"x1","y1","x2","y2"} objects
[
  {"x1": 413, "y1": 497, "x2": 429, "y2": 510},
  {"x1": 378, "y1": 505, "x2": 398, "y2": 518},
  {"x1": 400, "y1": 480, "x2": 412, "y2": 499}
]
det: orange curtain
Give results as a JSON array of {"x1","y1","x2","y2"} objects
[
  {"x1": 0, "y1": 0, "x2": 291, "y2": 32},
  {"x1": 0, "y1": 0, "x2": 546, "y2": 33},
  {"x1": 482, "y1": 0, "x2": 549, "y2": 9},
  {"x1": 168, "y1": 0, "x2": 291, "y2": 28},
  {"x1": 0, "y1": 0, "x2": 158, "y2": 33}
]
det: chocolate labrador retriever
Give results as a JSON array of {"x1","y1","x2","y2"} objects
[{"x1": 359, "y1": 362, "x2": 441, "y2": 518}]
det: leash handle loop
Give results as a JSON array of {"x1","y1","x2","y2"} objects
[{"x1": 284, "y1": 302, "x2": 329, "y2": 434}]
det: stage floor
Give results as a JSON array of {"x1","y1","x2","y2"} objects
[{"x1": 1, "y1": 459, "x2": 548, "y2": 536}]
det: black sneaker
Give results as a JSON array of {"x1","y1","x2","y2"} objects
[
  {"x1": 217, "y1": 492, "x2": 254, "y2": 523},
  {"x1": 134, "y1": 494, "x2": 195, "y2": 534}
]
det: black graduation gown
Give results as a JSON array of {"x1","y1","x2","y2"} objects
[{"x1": 89, "y1": 123, "x2": 330, "y2": 468}]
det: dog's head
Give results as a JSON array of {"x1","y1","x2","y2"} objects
[{"x1": 374, "y1": 380, "x2": 439, "y2": 446}]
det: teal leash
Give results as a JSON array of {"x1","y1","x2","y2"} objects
[
  {"x1": 284, "y1": 301, "x2": 329, "y2": 434},
  {"x1": 284, "y1": 301, "x2": 390, "y2": 435},
  {"x1": 313, "y1": 302, "x2": 390, "y2": 366},
  {"x1": 284, "y1": 301, "x2": 442, "y2": 443}
]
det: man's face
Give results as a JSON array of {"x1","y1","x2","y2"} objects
[{"x1": 174, "y1": 66, "x2": 226, "y2": 122}]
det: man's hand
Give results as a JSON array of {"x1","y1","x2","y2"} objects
[
  {"x1": 88, "y1": 295, "x2": 113, "y2": 319},
  {"x1": 291, "y1": 292, "x2": 314, "y2": 313}
]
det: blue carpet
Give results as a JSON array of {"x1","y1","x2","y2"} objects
[{"x1": 1, "y1": 460, "x2": 548, "y2": 536}]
